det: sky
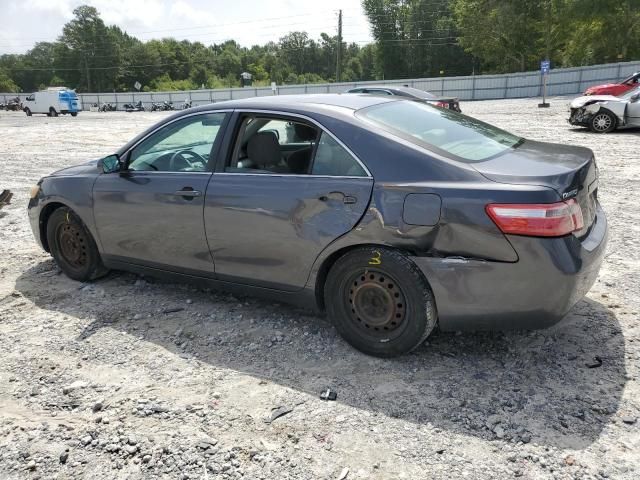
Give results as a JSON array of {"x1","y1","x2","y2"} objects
[{"x1": 0, "y1": 0, "x2": 373, "y2": 54}]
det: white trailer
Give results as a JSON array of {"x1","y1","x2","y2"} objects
[{"x1": 23, "y1": 88, "x2": 82, "y2": 117}]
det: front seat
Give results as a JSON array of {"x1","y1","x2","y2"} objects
[
  {"x1": 246, "y1": 131, "x2": 287, "y2": 173},
  {"x1": 286, "y1": 123, "x2": 318, "y2": 174}
]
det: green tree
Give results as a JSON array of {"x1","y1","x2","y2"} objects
[
  {"x1": 363, "y1": 0, "x2": 473, "y2": 78},
  {"x1": 60, "y1": 5, "x2": 120, "y2": 91},
  {"x1": 0, "y1": 69, "x2": 19, "y2": 92},
  {"x1": 560, "y1": 0, "x2": 640, "y2": 65}
]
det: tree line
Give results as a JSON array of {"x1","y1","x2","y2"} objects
[{"x1": 1, "y1": 1, "x2": 638, "y2": 93}]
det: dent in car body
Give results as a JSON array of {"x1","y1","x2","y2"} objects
[{"x1": 413, "y1": 203, "x2": 607, "y2": 331}]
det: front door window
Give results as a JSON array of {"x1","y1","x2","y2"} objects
[{"x1": 128, "y1": 113, "x2": 226, "y2": 172}]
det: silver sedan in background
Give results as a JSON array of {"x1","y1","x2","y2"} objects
[{"x1": 569, "y1": 86, "x2": 640, "y2": 133}]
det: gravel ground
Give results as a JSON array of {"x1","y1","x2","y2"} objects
[{"x1": 0, "y1": 98, "x2": 638, "y2": 480}]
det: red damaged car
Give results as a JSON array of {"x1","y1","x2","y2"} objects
[{"x1": 584, "y1": 72, "x2": 640, "y2": 96}]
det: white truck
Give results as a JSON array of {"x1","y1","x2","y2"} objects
[{"x1": 23, "y1": 88, "x2": 81, "y2": 117}]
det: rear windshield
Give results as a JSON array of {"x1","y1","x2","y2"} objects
[
  {"x1": 356, "y1": 101, "x2": 523, "y2": 162},
  {"x1": 394, "y1": 87, "x2": 437, "y2": 99}
]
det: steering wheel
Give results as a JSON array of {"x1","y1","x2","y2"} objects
[{"x1": 168, "y1": 149, "x2": 207, "y2": 171}]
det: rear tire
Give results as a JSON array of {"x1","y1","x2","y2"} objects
[
  {"x1": 46, "y1": 207, "x2": 108, "y2": 282},
  {"x1": 325, "y1": 247, "x2": 437, "y2": 357},
  {"x1": 589, "y1": 110, "x2": 616, "y2": 133},
  {"x1": 49, "y1": 107, "x2": 58, "y2": 117}
]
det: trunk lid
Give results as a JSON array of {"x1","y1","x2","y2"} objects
[{"x1": 472, "y1": 140, "x2": 598, "y2": 236}]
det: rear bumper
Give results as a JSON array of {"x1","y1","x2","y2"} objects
[{"x1": 411, "y1": 203, "x2": 608, "y2": 331}]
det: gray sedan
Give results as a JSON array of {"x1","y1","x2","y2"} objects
[{"x1": 28, "y1": 94, "x2": 607, "y2": 357}]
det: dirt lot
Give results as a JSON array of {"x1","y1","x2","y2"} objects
[{"x1": 0, "y1": 98, "x2": 639, "y2": 480}]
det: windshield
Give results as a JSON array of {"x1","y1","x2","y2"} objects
[
  {"x1": 356, "y1": 101, "x2": 522, "y2": 162},
  {"x1": 619, "y1": 86, "x2": 640, "y2": 100}
]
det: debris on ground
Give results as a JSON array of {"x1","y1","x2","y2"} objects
[
  {"x1": 320, "y1": 387, "x2": 338, "y2": 401},
  {"x1": 337, "y1": 466, "x2": 350, "y2": 479},
  {"x1": 264, "y1": 405, "x2": 293, "y2": 424},
  {"x1": 586, "y1": 356, "x2": 603, "y2": 368},
  {"x1": 0, "y1": 189, "x2": 12, "y2": 209}
]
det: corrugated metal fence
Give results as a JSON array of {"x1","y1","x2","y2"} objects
[{"x1": 2, "y1": 60, "x2": 639, "y2": 110}]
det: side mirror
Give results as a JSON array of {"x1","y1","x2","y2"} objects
[
  {"x1": 631, "y1": 93, "x2": 640, "y2": 103},
  {"x1": 98, "y1": 154, "x2": 122, "y2": 173}
]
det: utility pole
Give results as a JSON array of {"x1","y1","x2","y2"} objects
[
  {"x1": 84, "y1": 54, "x2": 91, "y2": 92},
  {"x1": 336, "y1": 9, "x2": 342, "y2": 83},
  {"x1": 538, "y1": 0, "x2": 552, "y2": 108}
]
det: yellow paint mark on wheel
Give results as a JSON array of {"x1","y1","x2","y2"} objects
[{"x1": 369, "y1": 250, "x2": 382, "y2": 265}]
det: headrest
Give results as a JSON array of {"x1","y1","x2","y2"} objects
[{"x1": 247, "y1": 131, "x2": 282, "y2": 166}]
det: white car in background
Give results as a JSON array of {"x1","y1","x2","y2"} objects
[
  {"x1": 23, "y1": 87, "x2": 81, "y2": 117},
  {"x1": 569, "y1": 86, "x2": 640, "y2": 133}
]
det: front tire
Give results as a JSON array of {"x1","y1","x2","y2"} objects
[
  {"x1": 46, "y1": 207, "x2": 108, "y2": 282},
  {"x1": 325, "y1": 247, "x2": 437, "y2": 357},
  {"x1": 589, "y1": 110, "x2": 616, "y2": 133},
  {"x1": 24, "y1": 108, "x2": 32, "y2": 116},
  {"x1": 49, "y1": 107, "x2": 58, "y2": 117},
  {"x1": 70, "y1": 112, "x2": 78, "y2": 117}
]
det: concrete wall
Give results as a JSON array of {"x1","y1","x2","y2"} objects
[{"x1": 2, "y1": 60, "x2": 639, "y2": 110}]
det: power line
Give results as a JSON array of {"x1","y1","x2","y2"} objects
[{"x1": 0, "y1": 11, "x2": 342, "y2": 44}]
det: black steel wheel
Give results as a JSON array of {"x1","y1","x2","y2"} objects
[
  {"x1": 325, "y1": 247, "x2": 437, "y2": 357},
  {"x1": 346, "y1": 269, "x2": 407, "y2": 339},
  {"x1": 46, "y1": 207, "x2": 108, "y2": 281}
]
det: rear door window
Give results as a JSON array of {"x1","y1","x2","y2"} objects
[
  {"x1": 225, "y1": 114, "x2": 369, "y2": 177},
  {"x1": 226, "y1": 116, "x2": 319, "y2": 174}
]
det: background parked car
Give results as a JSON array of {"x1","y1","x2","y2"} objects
[
  {"x1": 569, "y1": 85, "x2": 640, "y2": 133},
  {"x1": 584, "y1": 72, "x2": 640, "y2": 96},
  {"x1": 346, "y1": 85, "x2": 462, "y2": 112}
]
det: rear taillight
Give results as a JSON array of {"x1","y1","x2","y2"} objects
[
  {"x1": 486, "y1": 199, "x2": 584, "y2": 237},
  {"x1": 435, "y1": 101, "x2": 448, "y2": 108}
]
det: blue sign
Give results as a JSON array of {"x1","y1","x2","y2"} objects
[{"x1": 541, "y1": 60, "x2": 551, "y2": 75}]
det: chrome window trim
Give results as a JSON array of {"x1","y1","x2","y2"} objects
[
  {"x1": 214, "y1": 172, "x2": 372, "y2": 180},
  {"x1": 121, "y1": 171, "x2": 213, "y2": 176},
  {"x1": 232, "y1": 108, "x2": 373, "y2": 178}
]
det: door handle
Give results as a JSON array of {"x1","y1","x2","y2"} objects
[
  {"x1": 318, "y1": 191, "x2": 356, "y2": 204},
  {"x1": 174, "y1": 188, "x2": 201, "y2": 198}
]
